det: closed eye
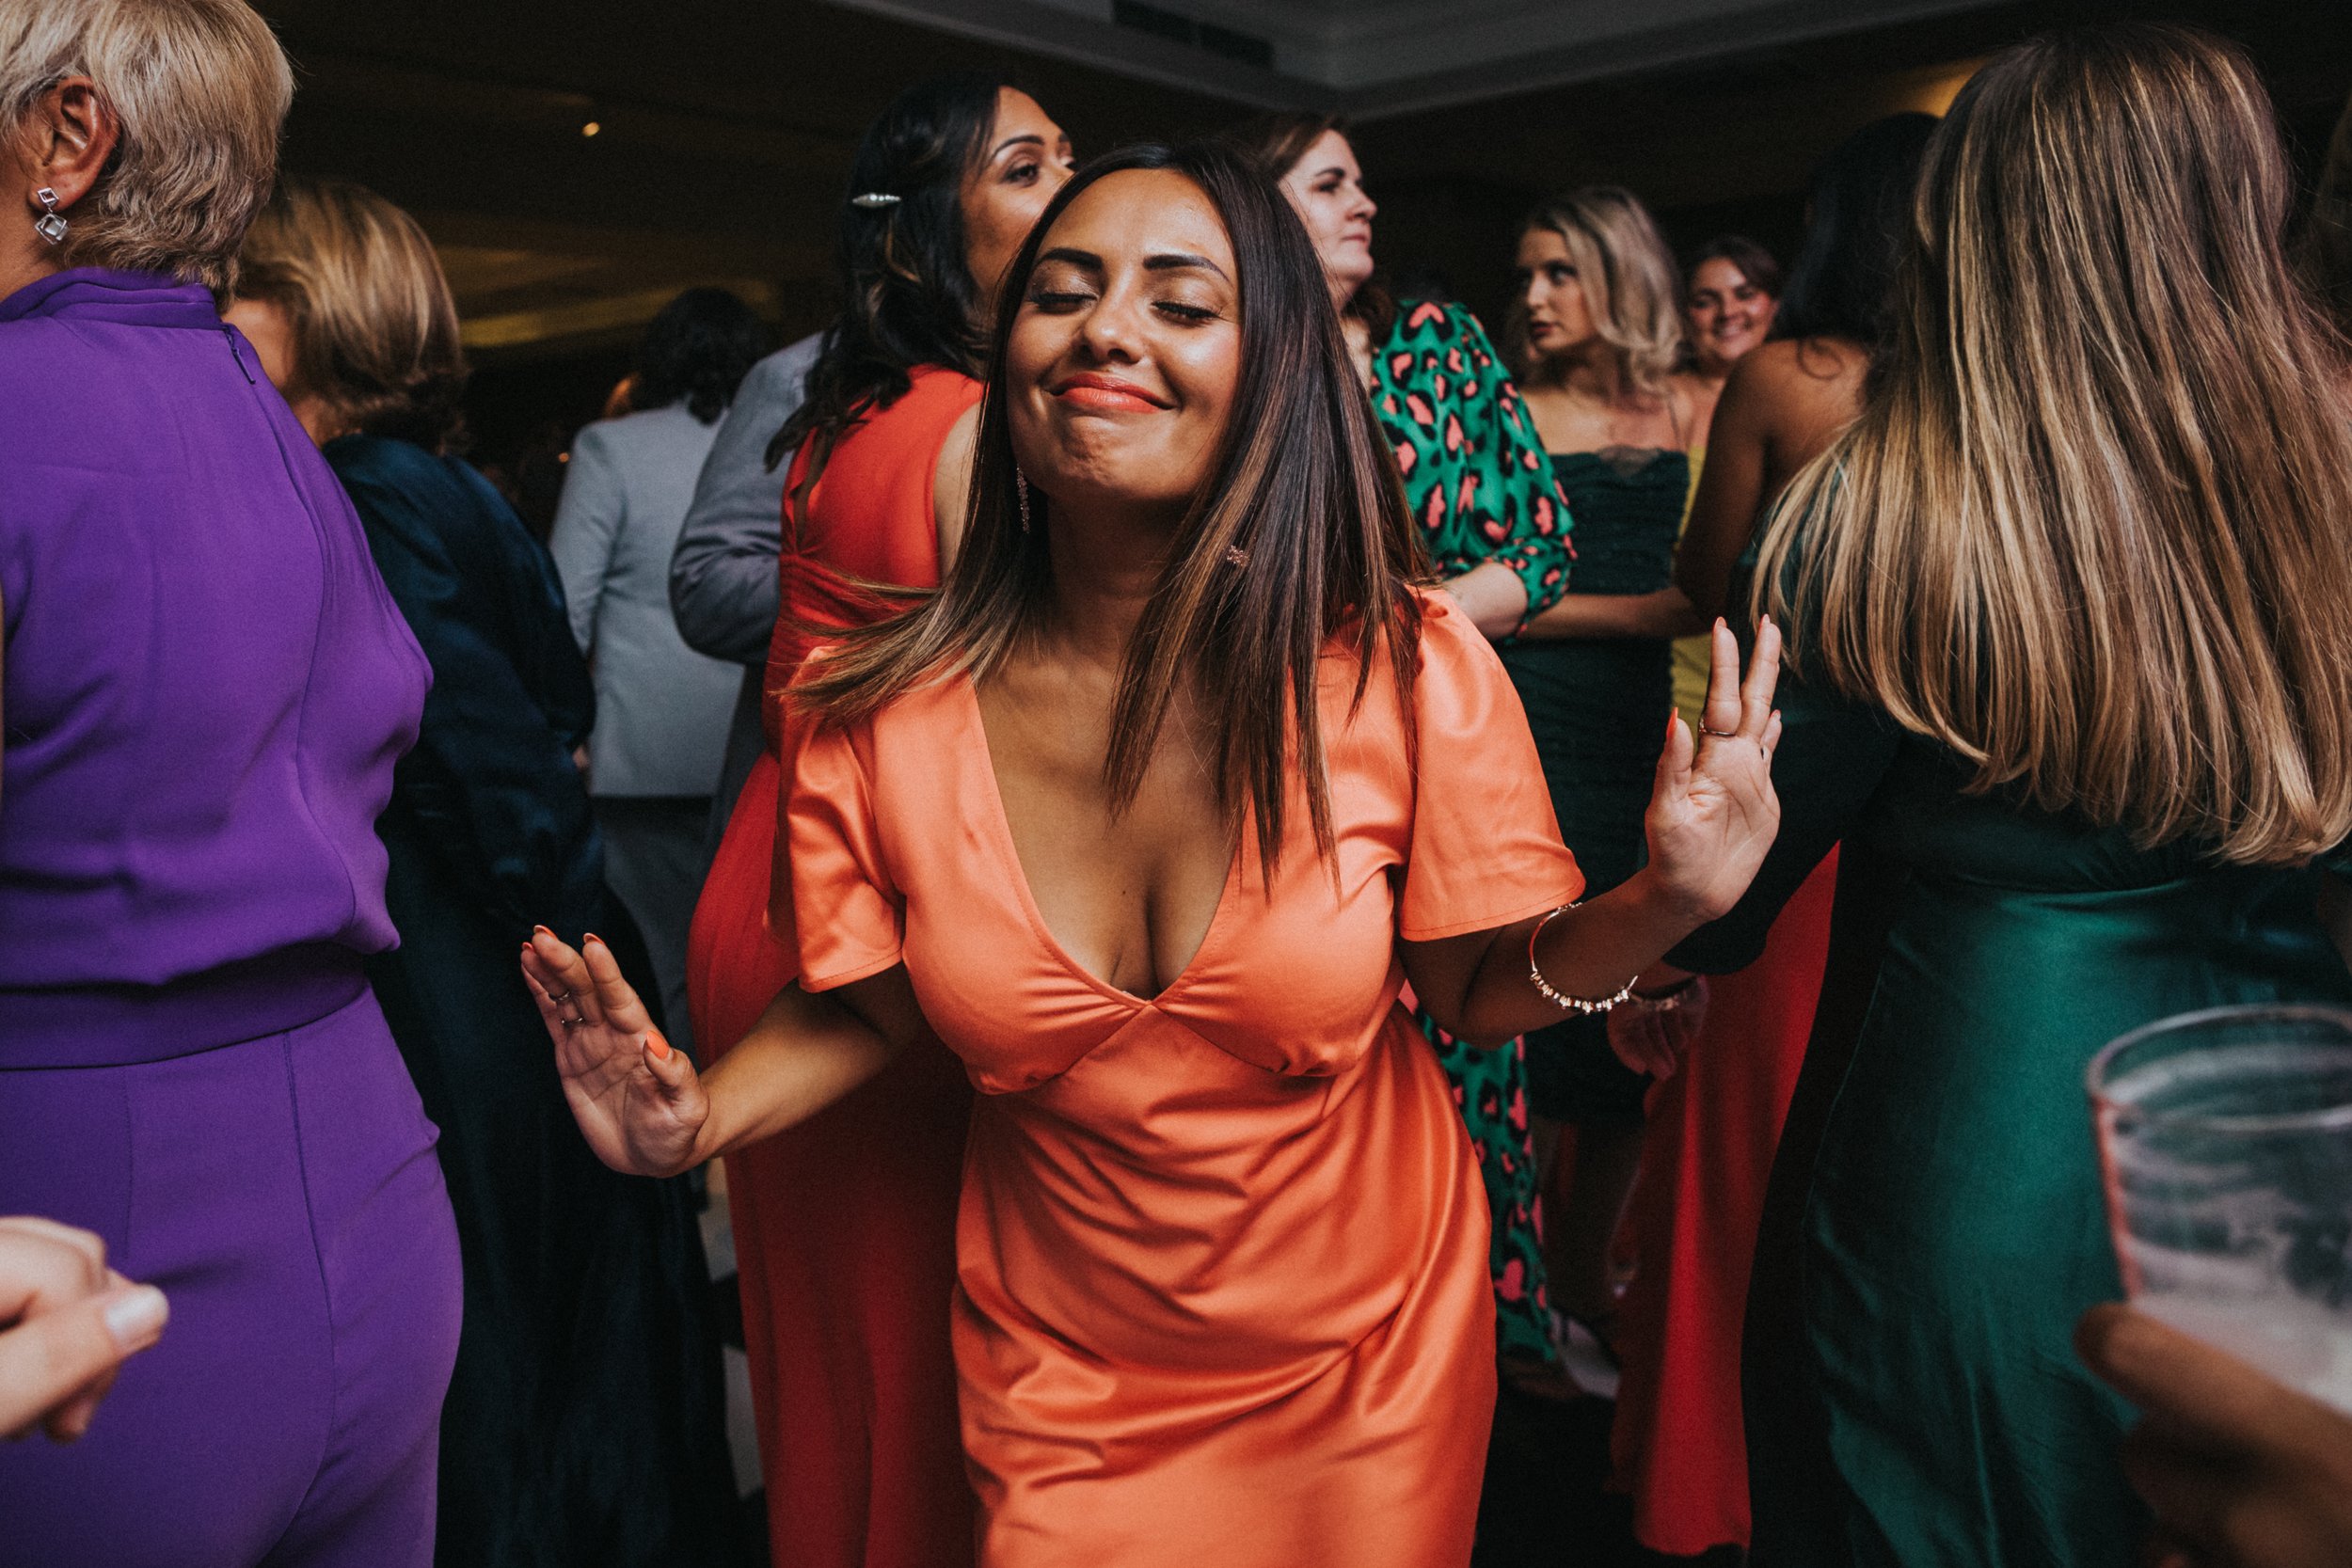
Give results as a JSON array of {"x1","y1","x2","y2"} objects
[{"x1": 1154, "y1": 301, "x2": 1218, "y2": 324}]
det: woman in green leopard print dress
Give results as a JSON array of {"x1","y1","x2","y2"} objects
[{"x1": 1239, "y1": 113, "x2": 1578, "y2": 1370}]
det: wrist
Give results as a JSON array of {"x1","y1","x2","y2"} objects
[{"x1": 1620, "y1": 864, "x2": 1713, "y2": 938}]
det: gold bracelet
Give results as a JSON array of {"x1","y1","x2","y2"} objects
[{"x1": 1526, "y1": 902, "x2": 1639, "y2": 1015}]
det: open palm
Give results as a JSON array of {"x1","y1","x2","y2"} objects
[
  {"x1": 1644, "y1": 617, "x2": 1784, "y2": 925},
  {"x1": 521, "y1": 930, "x2": 707, "y2": 1178}
]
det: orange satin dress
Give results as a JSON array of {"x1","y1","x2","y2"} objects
[
  {"x1": 771, "y1": 595, "x2": 1583, "y2": 1568},
  {"x1": 684, "y1": 367, "x2": 983, "y2": 1568}
]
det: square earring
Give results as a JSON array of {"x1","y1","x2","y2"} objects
[{"x1": 34, "y1": 188, "x2": 67, "y2": 245}]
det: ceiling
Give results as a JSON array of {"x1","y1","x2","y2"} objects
[
  {"x1": 824, "y1": 0, "x2": 2001, "y2": 116},
  {"x1": 247, "y1": 0, "x2": 2352, "y2": 386}
]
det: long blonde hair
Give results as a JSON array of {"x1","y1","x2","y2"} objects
[
  {"x1": 1758, "y1": 24, "x2": 2352, "y2": 865},
  {"x1": 1512, "y1": 186, "x2": 1683, "y2": 399}
]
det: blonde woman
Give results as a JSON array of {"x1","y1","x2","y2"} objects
[
  {"x1": 1677, "y1": 25, "x2": 2352, "y2": 1567},
  {"x1": 227, "y1": 181, "x2": 739, "y2": 1567},
  {"x1": 1501, "y1": 186, "x2": 1708, "y2": 1340},
  {"x1": 0, "y1": 5, "x2": 459, "y2": 1563}
]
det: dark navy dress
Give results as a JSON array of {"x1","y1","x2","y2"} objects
[
  {"x1": 1502, "y1": 446, "x2": 1690, "y2": 1126},
  {"x1": 326, "y1": 436, "x2": 741, "y2": 1568}
]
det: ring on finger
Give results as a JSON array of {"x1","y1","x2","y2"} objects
[
  {"x1": 548, "y1": 989, "x2": 574, "y2": 1005},
  {"x1": 561, "y1": 1013, "x2": 586, "y2": 1029},
  {"x1": 1697, "y1": 721, "x2": 1739, "y2": 739}
]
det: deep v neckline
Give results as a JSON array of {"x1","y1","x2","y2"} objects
[{"x1": 958, "y1": 673, "x2": 1242, "y2": 1008}]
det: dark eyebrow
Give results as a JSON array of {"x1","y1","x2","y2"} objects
[
  {"x1": 1036, "y1": 246, "x2": 1103, "y2": 271},
  {"x1": 993, "y1": 133, "x2": 1046, "y2": 160},
  {"x1": 1144, "y1": 252, "x2": 1228, "y2": 279}
]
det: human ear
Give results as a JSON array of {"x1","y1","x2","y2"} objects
[{"x1": 23, "y1": 78, "x2": 120, "y2": 216}]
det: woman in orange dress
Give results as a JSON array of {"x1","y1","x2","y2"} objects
[
  {"x1": 531, "y1": 144, "x2": 1784, "y2": 1567},
  {"x1": 679, "y1": 73, "x2": 1073, "y2": 1568}
]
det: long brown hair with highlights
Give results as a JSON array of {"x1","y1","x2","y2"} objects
[
  {"x1": 1757, "y1": 24, "x2": 2352, "y2": 864},
  {"x1": 794, "y1": 143, "x2": 1429, "y2": 875}
]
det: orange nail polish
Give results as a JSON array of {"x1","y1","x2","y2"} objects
[
  {"x1": 532, "y1": 925, "x2": 553, "y2": 938},
  {"x1": 644, "y1": 1034, "x2": 671, "y2": 1061},
  {"x1": 583, "y1": 932, "x2": 602, "y2": 947}
]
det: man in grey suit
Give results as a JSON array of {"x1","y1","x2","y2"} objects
[
  {"x1": 550, "y1": 291, "x2": 780, "y2": 1056},
  {"x1": 667, "y1": 329, "x2": 826, "y2": 862}
]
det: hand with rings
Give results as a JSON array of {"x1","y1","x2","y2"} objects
[{"x1": 521, "y1": 927, "x2": 708, "y2": 1178}]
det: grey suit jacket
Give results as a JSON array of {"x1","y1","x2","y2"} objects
[
  {"x1": 665, "y1": 332, "x2": 822, "y2": 824},
  {"x1": 548, "y1": 401, "x2": 743, "y2": 798}
]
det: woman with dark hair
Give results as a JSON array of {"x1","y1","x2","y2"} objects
[
  {"x1": 528, "y1": 140, "x2": 1784, "y2": 1568},
  {"x1": 550, "y1": 286, "x2": 770, "y2": 1058},
  {"x1": 678, "y1": 72, "x2": 1072, "y2": 1568},
  {"x1": 1681, "y1": 233, "x2": 1782, "y2": 425},
  {"x1": 1688, "y1": 29, "x2": 2352, "y2": 1563},
  {"x1": 1227, "y1": 110, "x2": 1576, "y2": 1378},
  {"x1": 1604, "y1": 112, "x2": 1934, "y2": 1560},
  {"x1": 227, "y1": 180, "x2": 740, "y2": 1568}
]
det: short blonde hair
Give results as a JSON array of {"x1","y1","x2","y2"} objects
[
  {"x1": 0, "y1": 0, "x2": 291, "y2": 293},
  {"x1": 1513, "y1": 186, "x2": 1684, "y2": 397},
  {"x1": 236, "y1": 179, "x2": 469, "y2": 451}
]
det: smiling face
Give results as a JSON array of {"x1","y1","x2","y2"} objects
[
  {"x1": 1278, "y1": 129, "x2": 1376, "y2": 305},
  {"x1": 1515, "y1": 224, "x2": 1596, "y2": 360},
  {"x1": 961, "y1": 87, "x2": 1076, "y2": 309},
  {"x1": 1005, "y1": 167, "x2": 1243, "y2": 523},
  {"x1": 1684, "y1": 256, "x2": 1777, "y2": 373}
]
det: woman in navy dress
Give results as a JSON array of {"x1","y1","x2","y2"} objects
[{"x1": 228, "y1": 179, "x2": 739, "y2": 1568}]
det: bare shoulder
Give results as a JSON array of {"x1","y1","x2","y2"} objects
[{"x1": 1736, "y1": 337, "x2": 1867, "y2": 396}]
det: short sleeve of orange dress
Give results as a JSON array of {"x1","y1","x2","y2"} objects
[
  {"x1": 1396, "y1": 594, "x2": 1585, "y2": 940},
  {"x1": 768, "y1": 694, "x2": 903, "y2": 991}
]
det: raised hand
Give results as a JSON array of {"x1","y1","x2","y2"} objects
[
  {"x1": 1643, "y1": 617, "x2": 1783, "y2": 926},
  {"x1": 522, "y1": 928, "x2": 707, "y2": 1178}
]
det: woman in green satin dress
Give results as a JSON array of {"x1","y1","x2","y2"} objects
[{"x1": 1673, "y1": 26, "x2": 2352, "y2": 1567}]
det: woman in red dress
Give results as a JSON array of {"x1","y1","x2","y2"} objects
[{"x1": 680, "y1": 73, "x2": 1073, "y2": 1568}]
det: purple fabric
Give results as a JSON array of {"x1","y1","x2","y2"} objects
[
  {"x1": 0, "y1": 992, "x2": 462, "y2": 1567},
  {"x1": 0, "y1": 269, "x2": 429, "y2": 1067},
  {"x1": 0, "y1": 268, "x2": 459, "y2": 1563}
]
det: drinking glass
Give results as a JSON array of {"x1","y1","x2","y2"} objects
[{"x1": 2088, "y1": 1004, "x2": 2352, "y2": 1414}]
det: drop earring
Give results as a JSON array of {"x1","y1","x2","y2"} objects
[
  {"x1": 1014, "y1": 468, "x2": 1032, "y2": 533},
  {"x1": 33, "y1": 188, "x2": 67, "y2": 245}
]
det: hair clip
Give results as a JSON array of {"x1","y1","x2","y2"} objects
[
  {"x1": 1224, "y1": 546, "x2": 1250, "y2": 568},
  {"x1": 850, "y1": 192, "x2": 902, "y2": 210}
]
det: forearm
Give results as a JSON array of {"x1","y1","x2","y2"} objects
[
  {"x1": 689, "y1": 982, "x2": 908, "y2": 1161},
  {"x1": 1449, "y1": 869, "x2": 1704, "y2": 1044},
  {"x1": 1439, "y1": 560, "x2": 1530, "y2": 641},
  {"x1": 670, "y1": 529, "x2": 783, "y2": 664},
  {"x1": 1518, "y1": 586, "x2": 1705, "y2": 641}
]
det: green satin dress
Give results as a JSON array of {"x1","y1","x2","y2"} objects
[{"x1": 1674, "y1": 670, "x2": 2352, "y2": 1567}]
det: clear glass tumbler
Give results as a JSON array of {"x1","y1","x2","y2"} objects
[{"x1": 2088, "y1": 1003, "x2": 2352, "y2": 1414}]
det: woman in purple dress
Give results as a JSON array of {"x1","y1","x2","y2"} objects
[{"x1": 0, "y1": 4, "x2": 462, "y2": 1565}]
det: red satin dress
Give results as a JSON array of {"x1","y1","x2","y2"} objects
[
  {"x1": 1609, "y1": 847, "x2": 1838, "y2": 1555},
  {"x1": 771, "y1": 596, "x2": 1581, "y2": 1568},
  {"x1": 684, "y1": 367, "x2": 982, "y2": 1568}
]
